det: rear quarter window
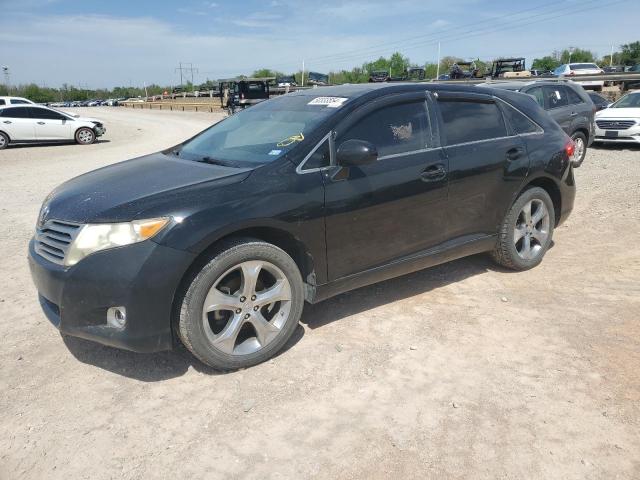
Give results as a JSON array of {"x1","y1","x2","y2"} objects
[
  {"x1": 566, "y1": 87, "x2": 584, "y2": 105},
  {"x1": 500, "y1": 102, "x2": 541, "y2": 135},
  {"x1": 438, "y1": 100, "x2": 507, "y2": 145}
]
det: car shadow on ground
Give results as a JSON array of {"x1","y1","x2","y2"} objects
[
  {"x1": 302, "y1": 253, "x2": 499, "y2": 330},
  {"x1": 62, "y1": 253, "x2": 502, "y2": 381},
  {"x1": 6, "y1": 140, "x2": 110, "y2": 149},
  {"x1": 591, "y1": 143, "x2": 640, "y2": 152}
]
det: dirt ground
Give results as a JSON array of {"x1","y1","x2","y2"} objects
[{"x1": 1, "y1": 108, "x2": 639, "y2": 480}]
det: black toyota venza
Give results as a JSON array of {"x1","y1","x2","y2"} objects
[{"x1": 29, "y1": 83, "x2": 576, "y2": 370}]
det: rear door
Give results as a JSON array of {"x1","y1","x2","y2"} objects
[
  {"x1": 435, "y1": 92, "x2": 530, "y2": 239},
  {"x1": 323, "y1": 92, "x2": 449, "y2": 280},
  {"x1": 28, "y1": 107, "x2": 73, "y2": 140},
  {"x1": 541, "y1": 85, "x2": 571, "y2": 133},
  {"x1": 0, "y1": 107, "x2": 36, "y2": 140}
]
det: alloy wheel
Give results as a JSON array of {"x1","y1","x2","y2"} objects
[
  {"x1": 201, "y1": 260, "x2": 292, "y2": 356},
  {"x1": 514, "y1": 199, "x2": 550, "y2": 260},
  {"x1": 77, "y1": 129, "x2": 94, "y2": 144}
]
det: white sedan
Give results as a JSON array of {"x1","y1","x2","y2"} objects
[
  {"x1": 594, "y1": 92, "x2": 640, "y2": 144},
  {"x1": 0, "y1": 105, "x2": 105, "y2": 149}
]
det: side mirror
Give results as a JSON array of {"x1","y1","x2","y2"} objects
[{"x1": 336, "y1": 139, "x2": 378, "y2": 166}]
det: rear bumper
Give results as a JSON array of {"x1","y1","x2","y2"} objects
[
  {"x1": 576, "y1": 80, "x2": 604, "y2": 88},
  {"x1": 28, "y1": 239, "x2": 196, "y2": 353}
]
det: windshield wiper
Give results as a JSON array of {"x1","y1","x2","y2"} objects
[{"x1": 197, "y1": 156, "x2": 231, "y2": 167}]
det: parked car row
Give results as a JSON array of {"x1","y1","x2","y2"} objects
[{"x1": 49, "y1": 98, "x2": 126, "y2": 108}]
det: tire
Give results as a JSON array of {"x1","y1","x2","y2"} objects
[
  {"x1": 75, "y1": 127, "x2": 96, "y2": 145},
  {"x1": 0, "y1": 132, "x2": 8, "y2": 150},
  {"x1": 491, "y1": 187, "x2": 555, "y2": 271},
  {"x1": 177, "y1": 238, "x2": 304, "y2": 370},
  {"x1": 570, "y1": 131, "x2": 587, "y2": 168}
]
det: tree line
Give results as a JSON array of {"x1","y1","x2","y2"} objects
[{"x1": 2, "y1": 41, "x2": 638, "y2": 102}]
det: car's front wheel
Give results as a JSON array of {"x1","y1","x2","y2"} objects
[
  {"x1": 570, "y1": 131, "x2": 587, "y2": 167},
  {"x1": 492, "y1": 187, "x2": 555, "y2": 271},
  {"x1": 177, "y1": 239, "x2": 304, "y2": 370},
  {"x1": 75, "y1": 127, "x2": 96, "y2": 145}
]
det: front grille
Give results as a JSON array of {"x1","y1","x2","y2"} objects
[
  {"x1": 596, "y1": 120, "x2": 636, "y2": 130},
  {"x1": 34, "y1": 219, "x2": 82, "y2": 265}
]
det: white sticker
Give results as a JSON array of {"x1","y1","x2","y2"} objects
[
  {"x1": 308, "y1": 97, "x2": 348, "y2": 108},
  {"x1": 268, "y1": 149, "x2": 282, "y2": 155}
]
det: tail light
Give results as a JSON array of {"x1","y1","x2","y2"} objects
[{"x1": 565, "y1": 139, "x2": 575, "y2": 158}]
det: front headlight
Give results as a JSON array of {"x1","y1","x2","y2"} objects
[{"x1": 65, "y1": 217, "x2": 169, "y2": 267}]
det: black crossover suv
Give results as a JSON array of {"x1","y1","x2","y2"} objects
[{"x1": 29, "y1": 83, "x2": 576, "y2": 370}]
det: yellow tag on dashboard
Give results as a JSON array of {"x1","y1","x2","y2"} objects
[{"x1": 277, "y1": 133, "x2": 304, "y2": 147}]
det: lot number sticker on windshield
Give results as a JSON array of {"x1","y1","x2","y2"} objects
[{"x1": 308, "y1": 97, "x2": 348, "y2": 108}]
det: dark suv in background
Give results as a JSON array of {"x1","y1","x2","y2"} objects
[
  {"x1": 481, "y1": 80, "x2": 595, "y2": 167},
  {"x1": 29, "y1": 83, "x2": 576, "y2": 370}
]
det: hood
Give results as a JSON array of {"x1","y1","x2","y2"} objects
[
  {"x1": 596, "y1": 108, "x2": 640, "y2": 119},
  {"x1": 42, "y1": 152, "x2": 252, "y2": 224}
]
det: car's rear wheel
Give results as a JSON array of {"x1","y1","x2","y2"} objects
[
  {"x1": 0, "y1": 132, "x2": 8, "y2": 150},
  {"x1": 491, "y1": 187, "x2": 555, "y2": 271},
  {"x1": 177, "y1": 238, "x2": 304, "y2": 370},
  {"x1": 570, "y1": 131, "x2": 587, "y2": 167},
  {"x1": 75, "y1": 127, "x2": 96, "y2": 145}
]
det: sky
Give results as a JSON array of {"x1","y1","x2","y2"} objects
[{"x1": 0, "y1": 0, "x2": 638, "y2": 88}]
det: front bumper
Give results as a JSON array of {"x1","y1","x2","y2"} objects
[
  {"x1": 594, "y1": 124, "x2": 640, "y2": 143},
  {"x1": 94, "y1": 126, "x2": 106, "y2": 137},
  {"x1": 28, "y1": 238, "x2": 196, "y2": 353}
]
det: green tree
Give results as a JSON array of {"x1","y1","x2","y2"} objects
[
  {"x1": 559, "y1": 48, "x2": 596, "y2": 64},
  {"x1": 619, "y1": 41, "x2": 640, "y2": 66},
  {"x1": 532, "y1": 56, "x2": 561, "y2": 71}
]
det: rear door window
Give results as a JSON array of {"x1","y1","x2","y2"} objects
[
  {"x1": 11, "y1": 99, "x2": 31, "y2": 104},
  {"x1": 542, "y1": 86, "x2": 568, "y2": 109},
  {"x1": 438, "y1": 99, "x2": 507, "y2": 145},
  {"x1": 339, "y1": 101, "x2": 429, "y2": 157}
]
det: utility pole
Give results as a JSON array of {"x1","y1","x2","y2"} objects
[
  {"x1": 301, "y1": 59, "x2": 305, "y2": 87},
  {"x1": 175, "y1": 62, "x2": 198, "y2": 91},
  {"x1": 610, "y1": 44, "x2": 614, "y2": 67},
  {"x1": 568, "y1": 46, "x2": 575, "y2": 64},
  {"x1": 436, "y1": 42, "x2": 441, "y2": 79},
  {"x1": 2, "y1": 66, "x2": 10, "y2": 92}
]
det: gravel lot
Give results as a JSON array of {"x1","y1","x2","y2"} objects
[{"x1": 1, "y1": 107, "x2": 639, "y2": 479}]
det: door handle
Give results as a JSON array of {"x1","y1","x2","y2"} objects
[
  {"x1": 2, "y1": 120, "x2": 11, "y2": 124},
  {"x1": 37, "y1": 121, "x2": 45, "y2": 125},
  {"x1": 506, "y1": 147, "x2": 525, "y2": 161},
  {"x1": 420, "y1": 164, "x2": 447, "y2": 182}
]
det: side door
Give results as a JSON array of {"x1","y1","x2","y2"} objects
[
  {"x1": 435, "y1": 92, "x2": 530, "y2": 239},
  {"x1": 323, "y1": 93, "x2": 449, "y2": 281},
  {"x1": 0, "y1": 106, "x2": 36, "y2": 140},
  {"x1": 28, "y1": 107, "x2": 73, "y2": 140},
  {"x1": 565, "y1": 85, "x2": 593, "y2": 133}
]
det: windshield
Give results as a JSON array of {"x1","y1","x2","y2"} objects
[
  {"x1": 611, "y1": 93, "x2": 640, "y2": 108},
  {"x1": 176, "y1": 95, "x2": 345, "y2": 167}
]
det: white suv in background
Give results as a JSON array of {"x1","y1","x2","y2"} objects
[
  {"x1": 0, "y1": 96, "x2": 35, "y2": 106},
  {"x1": 0, "y1": 104, "x2": 105, "y2": 149},
  {"x1": 594, "y1": 91, "x2": 640, "y2": 144},
  {"x1": 553, "y1": 63, "x2": 605, "y2": 91}
]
